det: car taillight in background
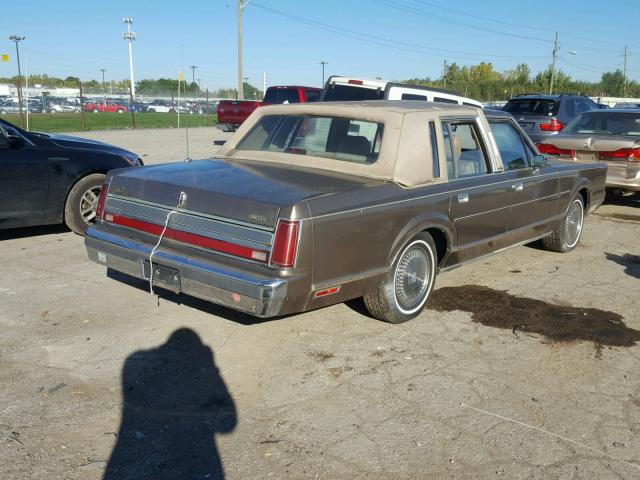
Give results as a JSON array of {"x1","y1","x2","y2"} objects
[
  {"x1": 95, "y1": 183, "x2": 109, "y2": 221},
  {"x1": 536, "y1": 143, "x2": 576, "y2": 157},
  {"x1": 271, "y1": 219, "x2": 300, "y2": 268},
  {"x1": 598, "y1": 147, "x2": 640, "y2": 162},
  {"x1": 539, "y1": 118, "x2": 564, "y2": 131}
]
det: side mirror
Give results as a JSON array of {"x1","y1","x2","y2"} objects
[
  {"x1": 532, "y1": 154, "x2": 545, "y2": 168},
  {"x1": 7, "y1": 135, "x2": 25, "y2": 149}
]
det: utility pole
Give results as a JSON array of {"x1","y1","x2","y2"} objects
[
  {"x1": 237, "y1": 0, "x2": 250, "y2": 100},
  {"x1": 9, "y1": 35, "x2": 25, "y2": 128},
  {"x1": 100, "y1": 68, "x2": 107, "y2": 107},
  {"x1": 189, "y1": 65, "x2": 197, "y2": 92},
  {"x1": 442, "y1": 59, "x2": 447, "y2": 88},
  {"x1": 623, "y1": 45, "x2": 629, "y2": 98},
  {"x1": 549, "y1": 32, "x2": 559, "y2": 95},
  {"x1": 122, "y1": 17, "x2": 136, "y2": 99},
  {"x1": 263, "y1": 71, "x2": 267, "y2": 100},
  {"x1": 244, "y1": 77, "x2": 249, "y2": 99},
  {"x1": 319, "y1": 61, "x2": 328, "y2": 86}
]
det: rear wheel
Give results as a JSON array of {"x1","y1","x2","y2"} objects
[
  {"x1": 543, "y1": 196, "x2": 584, "y2": 253},
  {"x1": 93, "y1": 108, "x2": 99, "y2": 113},
  {"x1": 49, "y1": 108, "x2": 57, "y2": 114},
  {"x1": 64, "y1": 173, "x2": 105, "y2": 235},
  {"x1": 364, "y1": 232, "x2": 437, "y2": 323},
  {"x1": 117, "y1": 109, "x2": 124, "y2": 114}
]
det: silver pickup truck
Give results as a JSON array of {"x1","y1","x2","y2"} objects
[{"x1": 85, "y1": 101, "x2": 606, "y2": 323}]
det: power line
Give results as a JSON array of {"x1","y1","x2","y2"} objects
[
  {"x1": 369, "y1": 0, "x2": 553, "y2": 44},
  {"x1": 250, "y1": 2, "x2": 547, "y2": 61}
]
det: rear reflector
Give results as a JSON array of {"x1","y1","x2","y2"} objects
[
  {"x1": 271, "y1": 219, "x2": 300, "y2": 268},
  {"x1": 347, "y1": 79, "x2": 364, "y2": 85},
  {"x1": 536, "y1": 143, "x2": 576, "y2": 157},
  {"x1": 314, "y1": 286, "x2": 340, "y2": 298},
  {"x1": 539, "y1": 118, "x2": 564, "y2": 131},
  {"x1": 107, "y1": 214, "x2": 269, "y2": 263},
  {"x1": 95, "y1": 183, "x2": 109, "y2": 221},
  {"x1": 598, "y1": 147, "x2": 640, "y2": 161}
]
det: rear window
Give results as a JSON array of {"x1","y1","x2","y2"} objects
[
  {"x1": 504, "y1": 99, "x2": 559, "y2": 116},
  {"x1": 263, "y1": 88, "x2": 301, "y2": 104},
  {"x1": 565, "y1": 112, "x2": 640, "y2": 136},
  {"x1": 322, "y1": 84, "x2": 385, "y2": 101},
  {"x1": 237, "y1": 114, "x2": 383, "y2": 164}
]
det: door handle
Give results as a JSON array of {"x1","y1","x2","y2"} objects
[
  {"x1": 511, "y1": 182, "x2": 524, "y2": 192},
  {"x1": 457, "y1": 193, "x2": 469, "y2": 203}
]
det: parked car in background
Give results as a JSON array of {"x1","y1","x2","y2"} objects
[
  {"x1": 216, "y1": 85, "x2": 322, "y2": 131},
  {"x1": 0, "y1": 100, "x2": 23, "y2": 114},
  {"x1": 503, "y1": 94, "x2": 600, "y2": 143},
  {"x1": 86, "y1": 101, "x2": 605, "y2": 323},
  {"x1": 83, "y1": 101, "x2": 128, "y2": 113},
  {"x1": 42, "y1": 97, "x2": 80, "y2": 113},
  {"x1": 146, "y1": 100, "x2": 175, "y2": 113},
  {"x1": 535, "y1": 108, "x2": 640, "y2": 195},
  {"x1": 613, "y1": 102, "x2": 640, "y2": 109},
  {"x1": 0, "y1": 117, "x2": 143, "y2": 234},
  {"x1": 320, "y1": 76, "x2": 483, "y2": 108}
]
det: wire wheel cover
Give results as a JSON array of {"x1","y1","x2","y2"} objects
[{"x1": 394, "y1": 245, "x2": 431, "y2": 311}]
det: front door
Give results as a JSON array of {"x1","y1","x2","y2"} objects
[{"x1": 0, "y1": 126, "x2": 48, "y2": 227}]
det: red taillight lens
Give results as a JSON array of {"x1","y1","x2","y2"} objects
[
  {"x1": 271, "y1": 219, "x2": 300, "y2": 268},
  {"x1": 347, "y1": 79, "x2": 364, "y2": 85},
  {"x1": 598, "y1": 147, "x2": 640, "y2": 162},
  {"x1": 95, "y1": 183, "x2": 109, "y2": 221},
  {"x1": 539, "y1": 119, "x2": 564, "y2": 131},
  {"x1": 536, "y1": 143, "x2": 576, "y2": 157}
]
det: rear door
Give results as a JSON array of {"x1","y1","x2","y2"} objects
[{"x1": 441, "y1": 117, "x2": 511, "y2": 253}]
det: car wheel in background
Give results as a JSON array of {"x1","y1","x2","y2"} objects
[
  {"x1": 0, "y1": 109, "x2": 6, "y2": 114},
  {"x1": 543, "y1": 195, "x2": 584, "y2": 253},
  {"x1": 93, "y1": 108, "x2": 100, "y2": 113},
  {"x1": 64, "y1": 173, "x2": 106, "y2": 235},
  {"x1": 74, "y1": 108, "x2": 80, "y2": 113},
  {"x1": 49, "y1": 109, "x2": 57, "y2": 114},
  {"x1": 147, "y1": 108, "x2": 155, "y2": 113},
  {"x1": 117, "y1": 109, "x2": 124, "y2": 114},
  {"x1": 363, "y1": 232, "x2": 437, "y2": 323}
]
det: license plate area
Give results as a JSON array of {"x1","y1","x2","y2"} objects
[
  {"x1": 142, "y1": 260, "x2": 181, "y2": 292},
  {"x1": 519, "y1": 122, "x2": 534, "y2": 131}
]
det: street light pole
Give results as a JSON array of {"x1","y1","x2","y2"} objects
[
  {"x1": 237, "y1": 0, "x2": 251, "y2": 100},
  {"x1": 549, "y1": 33, "x2": 576, "y2": 95},
  {"x1": 122, "y1": 17, "x2": 137, "y2": 99},
  {"x1": 319, "y1": 60, "x2": 328, "y2": 87},
  {"x1": 100, "y1": 68, "x2": 107, "y2": 107},
  {"x1": 9, "y1": 35, "x2": 25, "y2": 128},
  {"x1": 189, "y1": 65, "x2": 197, "y2": 99}
]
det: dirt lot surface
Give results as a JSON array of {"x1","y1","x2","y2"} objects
[{"x1": 1, "y1": 128, "x2": 639, "y2": 479}]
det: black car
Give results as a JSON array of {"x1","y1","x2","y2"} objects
[
  {"x1": 0, "y1": 118, "x2": 142, "y2": 234},
  {"x1": 503, "y1": 94, "x2": 600, "y2": 143}
]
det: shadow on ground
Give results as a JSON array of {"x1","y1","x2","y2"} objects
[
  {"x1": 606, "y1": 252, "x2": 640, "y2": 280},
  {"x1": 104, "y1": 328, "x2": 237, "y2": 480},
  {"x1": 0, "y1": 224, "x2": 69, "y2": 240},
  {"x1": 603, "y1": 191, "x2": 640, "y2": 208},
  {"x1": 429, "y1": 285, "x2": 640, "y2": 350}
]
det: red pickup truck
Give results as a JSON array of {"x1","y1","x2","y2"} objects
[{"x1": 217, "y1": 85, "x2": 321, "y2": 132}]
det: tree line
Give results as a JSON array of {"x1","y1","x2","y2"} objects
[
  {"x1": 404, "y1": 62, "x2": 636, "y2": 101},
  {"x1": 1, "y1": 62, "x2": 636, "y2": 101}
]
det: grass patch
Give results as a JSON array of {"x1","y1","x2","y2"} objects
[{"x1": 0, "y1": 112, "x2": 217, "y2": 133}]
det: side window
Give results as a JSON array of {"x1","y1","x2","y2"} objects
[
  {"x1": 575, "y1": 99, "x2": 593, "y2": 115},
  {"x1": 0, "y1": 126, "x2": 7, "y2": 147},
  {"x1": 428, "y1": 121, "x2": 440, "y2": 178},
  {"x1": 441, "y1": 120, "x2": 489, "y2": 178},
  {"x1": 434, "y1": 96, "x2": 458, "y2": 104},
  {"x1": 564, "y1": 99, "x2": 576, "y2": 117},
  {"x1": 304, "y1": 91, "x2": 320, "y2": 102},
  {"x1": 489, "y1": 121, "x2": 532, "y2": 170},
  {"x1": 402, "y1": 93, "x2": 428, "y2": 101}
]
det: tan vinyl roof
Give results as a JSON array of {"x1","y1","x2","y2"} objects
[{"x1": 217, "y1": 101, "x2": 483, "y2": 187}]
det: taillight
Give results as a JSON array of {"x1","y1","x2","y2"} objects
[
  {"x1": 536, "y1": 143, "x2": 576, "y2": 157},
  {"x1": 271, "y1": 219, "x2": 300, "y2": 268},
  {"x1": 598, "y1": 147, "x2": 640, "y2": 162},
  {"x1": 539, "y1": 119, "x2": 564, "y2": 131},
  {"x1": 347, "y1": 79, "x2": 364, "y2": 85},
  {"x1": 95, "y1": 182, "x2": 109, "y2": 221}
]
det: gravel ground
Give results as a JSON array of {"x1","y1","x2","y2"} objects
[{"x1": 1, "y1": 128, "x2": 639, "y2": 479}]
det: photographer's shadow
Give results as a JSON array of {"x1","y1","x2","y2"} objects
[{"x1": 104, "y1": 328, "x2": 237, "y2": 480}]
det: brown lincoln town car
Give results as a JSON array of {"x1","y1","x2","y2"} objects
[{"x1": 85, "y1": 101, "x2": 606, "y2": 323}]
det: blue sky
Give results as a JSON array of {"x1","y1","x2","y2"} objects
[{"x1": 2, "y1": 0, "x2": 639, "y2": 90}]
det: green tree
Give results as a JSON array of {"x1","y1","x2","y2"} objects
[{"x1": 600, "y1": 70, "x2": 625, "y2": 96}]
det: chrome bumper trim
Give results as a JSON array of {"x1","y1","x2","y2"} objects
[{"x1": 85, "y1": 227, "x2": 287, "y2": 317}]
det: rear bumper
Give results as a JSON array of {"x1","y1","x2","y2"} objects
[
  {"x1": 85, "y1": 227, "x2": 287, "y2": 317},
  {"x1": 606, "y1": 169, "x2": 640, "y2": 192}
]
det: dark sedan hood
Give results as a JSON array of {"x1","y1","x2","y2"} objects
[
  {"x1": 48, "y1": 134, "x2": 136, "y2": 157},
  {"x1": 107, "y1": 158, "x2": 381, "y2": 227}
]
